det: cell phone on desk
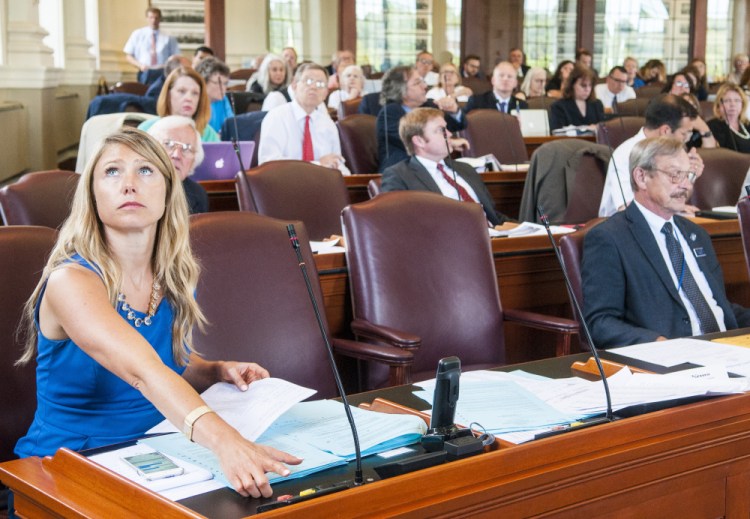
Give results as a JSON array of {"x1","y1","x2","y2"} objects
[{"x1": 122, "y1": 451, "x2": 184, "y2": 480}]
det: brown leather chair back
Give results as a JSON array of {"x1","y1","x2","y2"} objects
[
  {"x1": 691, "y1": 148, "x2": 750, "y2": 210},
  {"x1": 235, "y1": 160, "x2": 350, "y2": 240},
  {"x1": 463, "y1": 109, "x2": 529, "y2": 163},
  {"x1": 337, "y1": 114, "x2": 378, "y2": 174},
  {"x1": 635, "y1": 84, "x2": 665, "y2": 98},
  {"x1": 525, "y1": 96, "x2": 553, "y2": 111},
  {"x1": 738, "y1": 198, "x2": 750, "y2": 278},
  {"x1": 614, "y1": 98, "x2": 651, "y2": 116},
  {"x1": 229, "y1": 68, "x2": 256, "y2": 81},
  {"x1": 558, "y1": 219, "x2": 604, "y2": 351},
  {"x1": 597, "y1": 116, "x2": 644, "y2": 149},
  {"x1": 462, "y1": 76, "x2": 492, "y2": 96},
  {"x1": 342, "y1": 191, "x2": 505, "y2": 387},
  {"x1": 0, "y1": 226, "x2": 57, "y2": 461},
  {"x1": 0, "y1": 170, "x2": 79, "y2": 228},
  {"x1": 189, "y1": 212, "x2": 339, "y2": 398},
  {"x1": 111, "y1": 81, "x2": 148, "y2": 96},
  {"x1": 367, "y1": 178, "x2": 382, "y2": 199},
  {"x1": 699, "y1": 100, "x2": 714, "y2": 121},
  {"x1": 563, "y1": 154, "x2": 608, "y2": 224},
  {"x1": 339, "y1": 97, "x2": 363, "y2": 119}
]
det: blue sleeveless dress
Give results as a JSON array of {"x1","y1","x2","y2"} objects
[{"x1": 15, "y1": 256, "x2": 186, "y2": 458}]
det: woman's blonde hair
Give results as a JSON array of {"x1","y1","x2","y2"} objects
[
  {"x1": 157, "y1": 66, "x2": 211, "y2": 134},
  {"x1": 713, "y1": 82, "x2": 749, "y2": 126},
  {"x1": 18, "y1": 127, "x2": 205, "y2": 366}
]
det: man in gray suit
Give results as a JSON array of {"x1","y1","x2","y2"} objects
[
  {"x1": 380, "y1": 107, "x2": 514, "y2": 227},
  {"x1": 582, "y1": 136, "x2": 750, "y2": 348}
]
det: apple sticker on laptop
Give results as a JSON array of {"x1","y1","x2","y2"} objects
[{"x1": 215, "y1": 158, "x2": 224, "y2": 169}]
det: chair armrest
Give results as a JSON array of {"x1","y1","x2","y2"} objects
[
  {"x1": 350, "y1": 318, "x2": 421, "y2": 350},
  {"x1": 332, "y1": 338, "x2": 414, "y2": 365},
  {"x1": 503, "y1": 308, "x2": 579, "y2": 334}
]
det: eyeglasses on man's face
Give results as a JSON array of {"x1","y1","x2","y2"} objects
[
  {"x1": 650, "y1": 167, "x2": 697, "y2": 184},
  {"x1": 163, "y1": 139, "x2": 195, "y2": 156},
  {"x1": 301, "y1": 77, "x2": 327, "y2": 89}
]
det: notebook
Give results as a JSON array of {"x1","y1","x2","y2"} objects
[
  {"x1": 518, "y1": 109, "x2": 550, "y2": 137},
  {"x1": 191, "y1": 141, "x2": 254, "y2": 181}
]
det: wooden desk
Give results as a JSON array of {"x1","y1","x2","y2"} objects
[{"x1": 4, "y1": 352, "x2": 750, "y2": 517}]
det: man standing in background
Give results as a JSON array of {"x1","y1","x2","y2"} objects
[{"x1": 124, "y1": 7, "x2": 179, "y2": 85}]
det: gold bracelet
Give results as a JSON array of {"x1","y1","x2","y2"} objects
[{"x1": 183, "y1": 405, "x2": 214, "y2": 442}]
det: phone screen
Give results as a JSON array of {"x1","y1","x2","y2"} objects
[{"x1": 122, "y1": 452, "x2": 184, "y2": 479}]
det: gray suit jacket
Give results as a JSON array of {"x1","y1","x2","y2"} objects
[
  {"x1": 582, "y1": 203, "x2": 750, "y2": 348},
  {"x1": 381, "y1": 156, "x2": 510, "y2": 225}
]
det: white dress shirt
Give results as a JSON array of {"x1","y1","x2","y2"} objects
[
  {"x1": 594, "y1": 83, "x2": 636, "y2": 110},
  {"x1": 259, "y1": 99, "x2": 350, "y2": 174},
  {"x1": 414, "y1": 156, "x2": 480, "y2": 203},
  {"x1": 123, "y1": 26, "x2": 179, "y2": 67},
  {"x1": 634, "y1": 200, "x2": 726, "y2": 335},
  {"x1": 599, "y1": 128, "x2": 645, "y2": 216}
]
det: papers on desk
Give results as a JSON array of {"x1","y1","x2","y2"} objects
[
  {"x1": 612, "y1": 337, "x2": 750, "y2": 378},
  {"x1": 142, "y1": 399, "x2": 427, "y2": 492},
  {"x1": 711, "y1": 205, "x2": 738, "y2": 215},
  {"x1": 489, "y1": 221, "x2": 576, "y2": 238},
  {"x1": 414, "y1": 366, "x2": 747, "y2": 444},
  {"x1": 310, "y1": 238, "x2": 345, "y2": 254},
  {"x1": 552, "y1": 125, "x2": 594, "y2": 137}
]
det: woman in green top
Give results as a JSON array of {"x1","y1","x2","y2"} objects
[{"x1": 139, "y1": 66, "x2": 220, "y2": 142}]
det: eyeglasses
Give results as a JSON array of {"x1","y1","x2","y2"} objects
[
  {"x1": 301, "y1": 78, "x2": 327, "y2": 89},
  {"x1": 608, "y1": 76, "x2": 627, "y2": 84},
  {"x1": 722, "y1": 98, "x2": 743, "y2": 104},
  {"x1": 418, "y1": 58, "x2": 434, "y2": 66},
  {"x1": 208, "y1": 77, "x2": 229, "y2": 88},
  {"x1": 674, "y1": 81, "x2": 690, "y2": 88},
  {"x1": 163, "y1": 139, "x2": 194, "y2": 156},
  {"x1": 651, "y1": 168, "x2": 697, "y2": 184}
]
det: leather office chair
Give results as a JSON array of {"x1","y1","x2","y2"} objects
[
  {"x1": 367, "y1": 178, "x2": 382, "y2": 199},
  {"x1": 698, "y1": 100, "x2": 714, "y2": 121},
  {"x1": 235, "y1": 160, "x2": 350, "y2": 240},
  {"x1": 229, "y1": 68, "x2": 256, "y2": 81},
  {"x1": 597, "y1": 116, "x2": 645, "y2": 149},
  {"x1": 189, "y1": 212, "x2": 410, "y2": 397},
  {"x1": 559, "y1": 220, "x2": 605, "y2": 352},
  {"x1": 613, "y1": 98, "x2": 651, "y2": 116},
  {"x1": 462, "y1": 76, "x2": 492, "y2": 96},
  {"x1": 563, "y1": 153, "x2": 609, "y2": 224},
  {"x1": 525, "y1": 97, "x2": 553, "y2": 112},
  {"x1": 338, "y1": 97, "x2": 363, "y2": 119},
  {"x1": 0, "y1": 170, "x2": 79, "y2": 228},
  {"x1": 0, "y1": 226, "x2": 57, "y2": 462},
  {"x1": 337, "y1": 114, "x2": 378, "y2": 174},
  {"x1": 342, "y1": 191, "x2": 577, "y2": 389},
  {"x1": 691, "y1": 148, "x2": 750, "y2": 210},
  {"x1": 462, "y1": 109, "x2": 529, "y2": 164},
  {"x1": 635, "y1": 84, "x2": 665, "y2": 98}
]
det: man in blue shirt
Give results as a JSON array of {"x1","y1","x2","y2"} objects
[{"x1": 124, "y1": 7, "x2": 180, "y2": 85}]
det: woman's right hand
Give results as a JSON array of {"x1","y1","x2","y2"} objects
[{"x1": 212, "y1": 426, "x2": 303, "y2": 498}]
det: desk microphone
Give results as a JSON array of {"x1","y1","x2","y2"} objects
[
  {"x1": 534, "y1": 207, "x2": 615, "y2": 439},
  {"x1": 499, "y1": 108, "x2": 521, "y2": 173},
  {"x1": 599, "y1": 124, "x2": 629, "y2": 210},
  {"x1": 286, "y1": 224, "x2": 364, "y2": 486},
  {"x1": 227, "y1": 92, "x2": 247, "y2": 174}
]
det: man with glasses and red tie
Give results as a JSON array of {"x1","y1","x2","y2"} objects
[
  {"x1": 258, "y1": 63, "x2": 350, "y2": 174},
  {"x1": 381, "y1": 107, "x2": 515, "y2": 228},
  {"x1": 124, "y1": 7, "x2": 179, "y2": 85},
  {"x1": 583, "y1": 136, "x2": 750, "y2": 348},
  {"x1": 594, "y1": 66, "x2": 636, "y2": 113}
]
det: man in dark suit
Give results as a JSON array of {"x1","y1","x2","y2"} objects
[
  {"x1": 582, "y1": 136, "x2": 750, "y2": 348},
  {"x1": 464, "y1": 61, "x2": 528, "y2": 114},
  {"x1": 381, "y1": 107, "x2": 513, "y2": 227},
  {"x1": 377, "y1": 66, "x2": 466, "y2": 172}
]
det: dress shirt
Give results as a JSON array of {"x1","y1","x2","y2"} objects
[
  {"x1": 633, "y1": 200, "x2": 726, "y2": 334},
  {"x1": 123, "y1": 26, "x2": 179, "y2": 67},
  {"x1": 414, "y1": 156, "x2": 480, "y2": 203},
  {"x1": 259, "y1": 99, "x2": 350, "y2": 174},
  {"x1": 594, "y1": 83, "x2": 636, "y2": 110},
  {"x1": 599, "y1": 128, "x2": 646, "y2": 216}
]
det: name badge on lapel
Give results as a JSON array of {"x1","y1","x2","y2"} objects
[{"x1": 693, "y1": 247, "x2": 706, "y2": 258}]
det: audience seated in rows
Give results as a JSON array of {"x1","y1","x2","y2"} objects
[
  {"x1": 246, "y1": 53, "x2": 292, "y2": 104},
  {"x1": 427, "y1": 62, "x2": 473, "y2": 103},
  {"x1": 327, "y1": 64, "x2": 365, "y2": 112},
  {"x1": 549, "y1": 65, "x2": 605, "y2": 131},
  {"x1": 464, "y1": 61, "x2": 528, "y2": 114}
]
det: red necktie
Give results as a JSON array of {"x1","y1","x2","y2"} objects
[
  {"x1": 150, "y1": 31, "x2": 158, "y2": 66},
  {"x1": 302, "y1": 115, "x2": 314, "y2": 162},
  {"x1": 438, "y1": 164, "x2": 474, "y2": 202}
]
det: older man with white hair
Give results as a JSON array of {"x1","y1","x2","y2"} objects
[{"x1": 147, "y1": 115, "x2": 209, "y2": 214}]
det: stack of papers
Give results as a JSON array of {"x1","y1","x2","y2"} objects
[
  {"x1": 490, "y1": 221, "x2": 576, "y2": 238},
  {"x1": 552, "y1": 125, "x2": 594, "y2": 136}
]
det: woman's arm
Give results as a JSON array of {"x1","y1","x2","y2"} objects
[
  {"x1": 41, "y1": 266, "x2": 299, "y2": 497},
  {"x1": 183, "y1": 353, "x2": 269, "y2": 393}
]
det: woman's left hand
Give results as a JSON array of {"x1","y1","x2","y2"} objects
[{"x1": 218, "y1": 361, "x2": 270, "y2": 391}]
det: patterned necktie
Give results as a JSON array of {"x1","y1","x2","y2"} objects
[
  {"x1": 302, "y1": 115, "x2": 314, "y2": 162},
  {"x1": 661, "y1": 222, "x2": 720, "y2": 334},
  {"x1": 150, "y1": 31, "x2": 158, "y2": 66},
  {"x1": 437, "y1": 164, "x2": 474, "y2": 202},
  {"x1": 498, "y1": 101, "x2": 507, "y2": 113}
]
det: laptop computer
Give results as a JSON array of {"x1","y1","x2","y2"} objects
[
  {"x1": 518, "y1": 109, "x2": 550, "y2": 137},
  {"x1": 191, "y1": 141, "x2": 255, "y2": 181}
]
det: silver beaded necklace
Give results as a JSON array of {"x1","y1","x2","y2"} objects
[{"x1": 118, "y1": 280, "x2": 161, "y2": 327}]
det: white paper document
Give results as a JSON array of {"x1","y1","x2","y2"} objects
[
  {"x1": 147, "y1": 378, "x2": 316, "y2": 441},
  {"x1": 490, "y1": 221, "x2": 575, "y2": 238}
]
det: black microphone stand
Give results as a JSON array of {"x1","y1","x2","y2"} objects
[
  {"x1": 534, "y1": 207, "x2": 616, "y2": 439},
  {"x1": 600, "y1": 124, "x2": 629, "y2": 210}
]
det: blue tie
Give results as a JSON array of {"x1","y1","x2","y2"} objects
[{"x1": 498, "y1": 101, "x2": 507, "y2": 113}]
